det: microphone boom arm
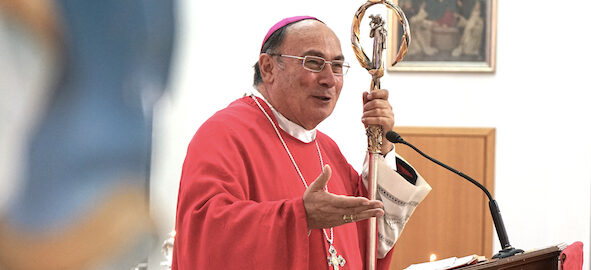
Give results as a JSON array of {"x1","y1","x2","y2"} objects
[{"x1": 386, "y1": 131, "x2": 524, "y2": 259}]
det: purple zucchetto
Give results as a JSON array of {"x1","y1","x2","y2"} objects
[{"x1": 260, "y1": 16, "x2": 321, "y2": 52}]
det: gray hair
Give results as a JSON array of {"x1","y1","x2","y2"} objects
[{"x1": 252, "y1": 26, "x2": 289, "y2": 87}]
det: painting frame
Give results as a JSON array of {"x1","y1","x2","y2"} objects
[{"x1": 386, "y1": 0, "x2": 497, "y2": 72}]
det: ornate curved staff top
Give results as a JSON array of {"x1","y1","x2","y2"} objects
[
  {"x1": 352, "y1": 0, "x2": 411, "y2": 73},
  {"x1": 350, "y1": 1, "x2": 411, "y2": 270}
]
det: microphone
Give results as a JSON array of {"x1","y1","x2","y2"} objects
[{"x1": 386, "y1": 131, "x2": 524, "y2": 259}]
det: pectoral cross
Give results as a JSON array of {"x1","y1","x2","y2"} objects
[{"x1": 327, "y1": 244, "x2": 346, "y2": 270}]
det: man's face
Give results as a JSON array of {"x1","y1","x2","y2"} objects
[{"x1": 265, "y1": 20, "x2": 344, "y2": 130}]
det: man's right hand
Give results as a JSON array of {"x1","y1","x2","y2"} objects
[{"x1": 302, "y1": 165, "x2": 384, "y2": 230}]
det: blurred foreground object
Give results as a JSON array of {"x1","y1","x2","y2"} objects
[
  {"x1": 160, "y1": 230, "x2": 175, "y2": 269},
  {"x1": 0, "y1": 0, "x2": 175, "y2": 269}
]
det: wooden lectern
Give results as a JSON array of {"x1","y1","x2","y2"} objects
[{"x1": 460, "y1": 245, "x2": 562, "y2": 270}]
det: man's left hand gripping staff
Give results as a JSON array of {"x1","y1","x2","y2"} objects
[{"x1": 362, "y1": 89, "x2": 395, "y2": 155}]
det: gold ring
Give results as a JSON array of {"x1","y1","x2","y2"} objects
[{"x1": 343, "y1": 214, "x2": 355, "y2": 223}]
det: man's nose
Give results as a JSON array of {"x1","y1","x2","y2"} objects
[{"x1": 317, "y1": 65, "x2": 338, "y2": 88}]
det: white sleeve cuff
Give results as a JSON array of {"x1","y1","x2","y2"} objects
[{"x1": 362, "y1": 152, "x2": 432, "y2": 258}]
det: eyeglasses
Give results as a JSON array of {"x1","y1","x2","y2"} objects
[{"x1": 272, "y1": 54, "x2": 350, "y2": 75}]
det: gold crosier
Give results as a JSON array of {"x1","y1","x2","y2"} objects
[{"x1": 351, "y1": 1, "x2": 410, "y2": 269}]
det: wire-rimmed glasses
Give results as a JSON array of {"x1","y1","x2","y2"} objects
[{"x1": 272, "y1": 54, "x2": 350, "y2": 75}]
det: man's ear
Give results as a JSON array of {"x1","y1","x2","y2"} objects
[{"x1": 259, "y1": 54, "x2": 275, "y2": 84}]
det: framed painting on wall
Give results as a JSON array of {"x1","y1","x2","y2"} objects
[{"x1": 387, "y1": 0, "x2": 497, "y2": 72}]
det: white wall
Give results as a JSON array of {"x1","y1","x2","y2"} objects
[{"x1": 149, "y1": 0, "x2": 591, "y2": 268}]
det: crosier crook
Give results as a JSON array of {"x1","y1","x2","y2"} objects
[{"x1": 351, "y1": 1, "x2": 411, "y2": 269}]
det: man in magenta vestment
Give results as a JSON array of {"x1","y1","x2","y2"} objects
[{"x1": 172, "y1": 16, "x2": 431, "y2": 270}]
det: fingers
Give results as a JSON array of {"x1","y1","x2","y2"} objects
[
  {"x1": 362, "y1": 90, "x2": 394, "y2": 132},
  {"x1": 361, "y1": 112, "x2": 394, "y2": 130},
  {"x1": 347, "y1": 200, "x2": 383, "y2": 213},
  {"x1": 304, "y1": 164, "x2": 385, "y2": 229},
  {"x1": 361, "y1": 90, "x2": 393, "y2": 114},
  {"x1": 305, "y1": 191, "x2": 384, "y2": 229},
  {"x1": 342, "y1": 208, "x2": 385, "y2": 224},
  {"x1": 363, "y1": 97, "x2": 392, "y2": 113},
  {"x1": 363, "y1": 89, "x2": 389, "y2": 102},
  {"x1": 306, "y1": 193, "x2": 379, "y2": 218},
  {"x1": 307, "y1": 165, "x2": 331, "y2": 191},
  {"x1": 328, "y1": 194, "x2": 380, "y2": 209}
]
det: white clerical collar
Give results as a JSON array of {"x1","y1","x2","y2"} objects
[{"x1": 251, "y1": 91, "x2": 317, "y2": 143}]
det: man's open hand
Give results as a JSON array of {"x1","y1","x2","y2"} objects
[{"x1": 303, "y1": 165, "x2": 384, "y2": 229}]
